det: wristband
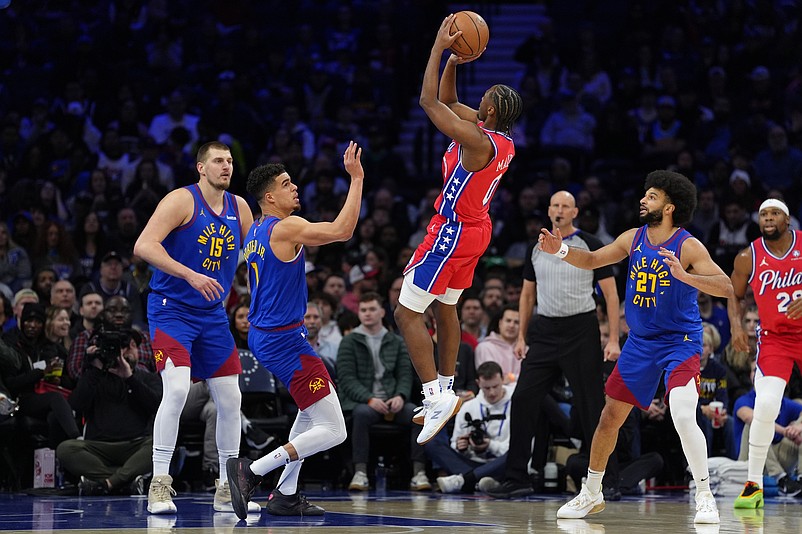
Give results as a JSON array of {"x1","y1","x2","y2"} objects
[{"x1": 554, "y1": 242, "x2": 569, "y2": 259}]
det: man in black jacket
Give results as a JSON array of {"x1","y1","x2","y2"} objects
[{"x1": 56, "y1": 328, "x2": 161, "y2": 495}]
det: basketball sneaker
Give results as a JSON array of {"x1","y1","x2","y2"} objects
[
  {"x1": 265, "y1": 489, "x2": 325, "y2": 516},
  {"x1": 147, "y1": 474, "x2": 177, "y2": 514},
  {"x1": 226, "y1": 458, "x2": 264, "y2": 520},
  {"x1": 412, "y1": 405, "x2": 426, "y2": 425},
  {"x1": 556, "y1": 484, "x2": 605, "y2": 519},
  {"x1": 213, "y1": 479, "x2": 261, "y2": 514},
  {"x1": 348, "y1": 471, "x2": 369, "y2": 491},
  {"x1": 416, "y1": 392, "x2": 462, "y2": 445},
  {"x1": 410, "y1": 470, "x2": 432, "y2": 491},
  {"x1": 734, "y1": 481, "x2": 764, "y2": 509},
  {"x1": 694, "y1": 490, "x2": 720, "y2": 524}
]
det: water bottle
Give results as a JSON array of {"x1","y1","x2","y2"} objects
[{"x1": 375, "y1": 456, "x2": 387, "y2": 494}]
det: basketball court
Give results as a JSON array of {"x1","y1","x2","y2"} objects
[{"x1": 0, "y1": 488, "x2": 796, "y2": 533}]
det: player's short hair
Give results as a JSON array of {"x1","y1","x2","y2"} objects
[
  {"x1": 644, "y1": 170, "x2": 698, "y2": 226},
  {"x1": 196, "y1": 141, "x2": 230, "y2": 164},
  {"x1": 247, "y1": 163, "x2": 287, "y2": 202},
  {"x1": 492, "y1": 84, "x2": 523, "y2": 136}
]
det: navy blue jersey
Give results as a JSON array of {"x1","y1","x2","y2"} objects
[
  {"x1": 245, "y1": 216, "x2": 307, "y2": 329},
  {"x1": 625, "y1": 226, "x2": 702, "y2": 338},
  {"x1": 149, "y1": 185, "x2": 243, "y2": 309}
]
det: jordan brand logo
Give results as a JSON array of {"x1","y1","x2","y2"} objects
[
  {"x1": 634, "y1": 243, "x2": 642, "y2": 253},
  {"x1": 200, "y1": 208, "x2": 205, "y2": 217},
  {"x1": 683, "y1": 334, "x2": 691, "y2": 342},
  {"x1": 760, "y1": 257, "x2": 768, "y2": 267}
]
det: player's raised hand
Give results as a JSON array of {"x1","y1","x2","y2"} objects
[
  {"x1": 435, "y1": 14, "x2": 461, "y2": 51},
  {"x1": 343, "y1": 140, "x2": 364, "y2": 180},
  {"x1": 538, "y1": 227, "x2": 563, "y2": 254},
  {"x1": 187, "y1": 271, "x2": 225, "y2": 301}
]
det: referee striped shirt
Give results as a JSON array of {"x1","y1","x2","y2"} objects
[{"x1": 523, "y1": 230, "x2": 614, "y2": 318}]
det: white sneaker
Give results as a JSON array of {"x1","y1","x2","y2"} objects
[
  {"x1": 213, "y1": 479, "x2": 261, "y2": 513},
  {"x1": 147, "y1": 474, "x2": 177, "y2": 514},
  {"x1": 477, "y1": 476, "x2": 501, "y2": 493},
  {"x1": 410, "y1": 470, "x2": 432, "y2": 491},
  {"x1": 416, "y1": 392, "x2": 462, "y2": 445},
  {"x1": 694, "y1": 490, "x2": 720, "y2": 524},
  {"x1": 556, "y1": 484, "x2": 605, "y2": 519},
  {"x1": 556, "y1": 519, "x2": 606, "y2": 533},
  {"x1": 348, "y1": 471, "x2": 369, "y2": 491},
  {"x1": 412, "y1": 405, "x2": 426, "y2": 425},
  {"x1": 437, "y1": 474, "x2": 464, "y2": 494}
]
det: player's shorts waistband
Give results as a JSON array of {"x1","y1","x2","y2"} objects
[{"x1": 253, "y1": 321, "x2": 303, "y2": 333}]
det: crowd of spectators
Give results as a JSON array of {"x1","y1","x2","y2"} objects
[{"x1": 2, "y1": 0, "x2": 802, "y2": 491}]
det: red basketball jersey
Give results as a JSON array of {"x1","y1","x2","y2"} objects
[
  {"x1": 435, "y1": 123, "x2": 515, "y2": 224},
  {"x1": 749, "y1": 230, "x2": 802, "y2": 335}
]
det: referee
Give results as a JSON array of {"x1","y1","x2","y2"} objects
[{"x1": 488, "y1": 190, "x2": 621, "y2": 498}]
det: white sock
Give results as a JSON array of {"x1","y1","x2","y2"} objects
[
  {"x1": 276, "y1": 460, "x2": 303, "y2": 495},
  {"x1": 586, "y1": 468, "x2": 604, "y2": 494},
  {"x1": 251, "y1": 445, "x2": 292, "y2": 477},
  {"x1": 438, "y1": 374, "x2": 454, "y2": 393},
  {"x1": 422, "y1": 379, "x2": 440, "y2": 400}
]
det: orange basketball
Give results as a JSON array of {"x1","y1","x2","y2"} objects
[{"x1": 448, "y1": 11, "x2": 489, "y2": 59}]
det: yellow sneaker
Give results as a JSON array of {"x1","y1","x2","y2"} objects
[{"x1": 733, "y1": 481, "x2": 764, "y2": 509}]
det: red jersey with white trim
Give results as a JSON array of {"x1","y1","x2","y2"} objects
[
  {"x1": 749, "y1": 230, "x2": 802, "y2": 335},
  {"x1": 435, "y1": 123, "x2": 515, "y2": 224}
]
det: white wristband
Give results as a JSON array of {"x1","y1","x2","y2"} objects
[{"x1": 554, "y1": 242, "x2": 569, "y2": 259}]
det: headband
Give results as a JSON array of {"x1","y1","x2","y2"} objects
[{"x1": 758, "y1": 198, "x2": 789, "y2": 216}]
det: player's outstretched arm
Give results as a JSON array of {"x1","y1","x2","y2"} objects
[
  {"x1": 539, "y1": 227, "x2": 634, "y2": 270},
  {"x1": 134, "y1": 189, "x2": 225, "y2": 301},
  {"x1": 662, "y1": 237, "x2": 733, "y2": 299},
  {"x1": 273, "y1": 141, "x2": 364, "y2": 247}
]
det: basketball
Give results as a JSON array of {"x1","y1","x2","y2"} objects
[{"x1": 448, "y1": 11, "x2": 489, "y2": 59}]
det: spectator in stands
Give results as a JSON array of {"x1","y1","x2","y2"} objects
[
  {"x1": 311, "y1": 290, "x2": 343, "y2": 350},
  {"x1": 337, "y1": 292, "x2": 429, "y2": 492},
  {"x1": 31, "y1": 267, "x2": 58, "y2": 306},
  {"x1": 80, "y1": 252, "x2": 145, "y2": 329},
  {"x1": 474, "y1": 305, "x2": 521, "y2": 384},
  {"x1": 708, "y1": 197, "x2": 761, "y2": 277},
  {"x1": 32, "y1": 222, "x2": 80, "y2": 281},
  {"x1": 72, "y1": 212, "x2": 110, "y2": 283},
  {"x1": 0, "y1": 221, "x2": 32, "y2": 293},
  {"x1": 304, "y1": 301, "x2": 337, "y2": 378},
  {"x1": 540, "y1": 89, "x2": 596, "y2": 154},
  {"x1": 0, "y1": 302, "x2": 80, "y2": 447},
  {"x1": 697, "y1": 327, "x2": 733, "y2": 458},
  {"x1": 57, "y1": 329, "x2": 160, "y2": 496},
  {"x1": 7, "y1": 289, "x2": 39, "y2": 332},
  {"x1": 697, "y1": 290, "x2": 730, "y2": 354},
  {"x1": 459, "y1": 295, "x2": 486, "y2": 348},
  {"x1": 752, "y1": 125, "x2": 802, "y2": 201},
  {"x1": 69, "y1": 290, "x2": 103, "y2": 340}
]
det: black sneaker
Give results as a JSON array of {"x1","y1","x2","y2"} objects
[
  {"x1": 778, "y1": 475, "x2": 802, "y2": 497},
  {"x1": 127, "y1": 474, "x2": 148, "y2": 495},
  {"x1": 244, "y1": 424, "x2": 275, "y2": 450},
  {"x1": 265, "y1": 489, "x2": 325, "y2": 516},
  {"x1": 226, "y1": 458, "x2": 263, "y2": 520},
  {"x1": 79, "y1": 477, "x2": 109, "y2": 496},
  {"x1": 486, "y1": 480, "x2": 535, "y2": 499}
]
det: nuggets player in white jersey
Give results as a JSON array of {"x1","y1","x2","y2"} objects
[
  {"x1": 395, "y1": 14, "x2": 523, "y2": 445},
  {"x1": 730, "y1": 198, "x2": 802, "y2": 510},
  {"x1": 134, "y1": 142, "x2": 255, "y2": 514}
]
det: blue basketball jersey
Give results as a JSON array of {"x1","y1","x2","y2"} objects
[
  {"x1": 625, "y1": 226, "x2": 701, "y2": 338},
  {"x1": 244, "y1": 216, "x2": 307, "y2": 329},
  {"x1": 149, "y1": 185, "x2": 243, "y2": 309}
]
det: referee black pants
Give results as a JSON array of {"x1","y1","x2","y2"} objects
[{"x1": 504, "y1": 311, "x2": 618, "y2": 487}]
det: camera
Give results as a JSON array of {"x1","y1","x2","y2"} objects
[
  {"x1": 93, "y1": 327, "x2": 132, "y2": 370},
  {"x1": 464, "y1": 412, "x2": 506, "y2": 445}
]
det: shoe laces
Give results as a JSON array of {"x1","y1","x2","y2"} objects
[
  {"x1": 152, "y1": 479, "x2": 176, "y2": 501},
  {"x1": 569, "y1": 489, "x2": 597, "y2": 509},
  {"x1": 696, "y1": 494, "x2": 717, "y2": 513}
]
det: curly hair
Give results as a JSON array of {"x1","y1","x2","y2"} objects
[{"x1": 644, "y1": 170, "x2": 697, "y2": 226}]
